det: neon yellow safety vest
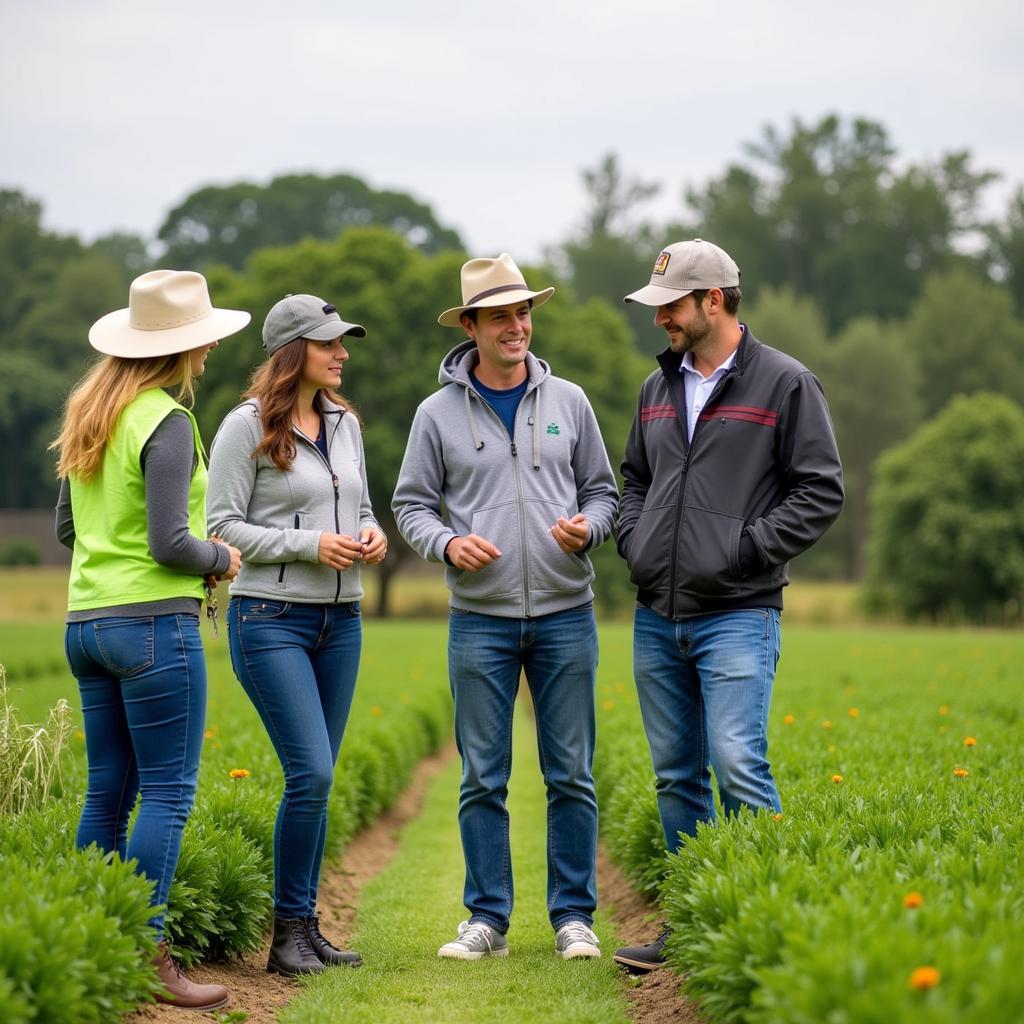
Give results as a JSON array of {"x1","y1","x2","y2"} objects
[{"x1": 68, "y1": 388, "x2": 208, "y2": 611}]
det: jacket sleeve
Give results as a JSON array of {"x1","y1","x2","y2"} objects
[
  {"x1": 747, "y1": 372, "x2": 844, "y2": 567},
  {"x1": 572, "y1": 391, "x2": 619, "y2": 551},
  {"x1": 206, "y1": 410, "x2": 322, "y2": 565},
  {"x1": 391, "y1": 406, "x2": 455, "y2": 563},
  {"x1": 616, "y1": 390, "x2": 651, "y2": 561},
  {"x1": 55, "y1": 478, "x2": 75, "y2": 550}
]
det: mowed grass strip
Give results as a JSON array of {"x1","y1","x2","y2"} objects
[{"x1": 279, "y1": 699, "x2": 630, "y2": 1024}]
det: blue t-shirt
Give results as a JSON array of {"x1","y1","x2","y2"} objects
[{"x1": 470, "y1": 372, "x2": 528, "y2": 439}]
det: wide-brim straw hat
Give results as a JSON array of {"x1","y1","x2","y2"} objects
[
  {"x1": 89, "y1": 270, "x2": 251, "y2": 358},
  {"x1": 438, "y1": 253, "x2": 554, "y2": 327}
]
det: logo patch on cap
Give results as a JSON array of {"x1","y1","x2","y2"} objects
[
  {"x1": 323, "y1": 304, "x2": 336, "y2": 314},
  {"x1": 652, "y1": 252, "x2": 671, "y2": 275}
]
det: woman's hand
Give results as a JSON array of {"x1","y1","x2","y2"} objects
[
  {"x1": 209, "y1": 535, "x2": 242, "y2": 581},
  {"x1": 360, "y1": 527, "x2": 387, "y2": 565},
  {"x1": 317, "y1": 533, "x2": 365, "y2": 571}
]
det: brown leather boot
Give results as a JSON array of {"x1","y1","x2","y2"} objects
[{"x1": 153, "y1": 942, "x2": 229, "y2": 1011}]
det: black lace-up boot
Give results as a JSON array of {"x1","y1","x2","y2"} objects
[
  {"x1": 267, "y1": 916, "x2": 324, "y2": 977},
  {"x1": 304, "y1": 913, "x2": 362, "y2": 966}
]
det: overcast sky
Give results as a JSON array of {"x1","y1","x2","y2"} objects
[{"x1": 3, "y1": 0, "x2": 1023, "y2": 262}]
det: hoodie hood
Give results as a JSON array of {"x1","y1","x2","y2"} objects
[
  {"x1": 439, "y1": 339, "x2": 553, "y2": 468},
  {"x1": 438, "y1": 338, "x2": 552, "y2": 389}
]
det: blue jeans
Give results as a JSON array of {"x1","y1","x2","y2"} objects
[
  {"x1": 633, "y1": 605, "x2": 782, "y2": 853},
  {"x1": 228, "y1": 597, "x2": 361, "y2": 918},
  {"x1": 448, "y1": 602, "x2": 599, "y2": 933},
  {"x1": 65, "y1": 613, "x2": 206, "y2": 935}
]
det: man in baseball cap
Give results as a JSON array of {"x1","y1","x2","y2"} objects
[{"x1": 613, "y1": 240, "x2": 844, "y2": 973}]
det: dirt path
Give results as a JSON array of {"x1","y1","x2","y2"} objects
[
  {"x1": 597, "y1": 845, "x2": 709, "y2": 1024},
  {"x1": 128, "y1": 742, "x2": 706, "y2": 1024},
  {"x1": 128, "y1": 746, "x2": 455, "y2": 1023}
]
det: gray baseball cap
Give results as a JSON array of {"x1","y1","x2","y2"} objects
[
  {"x1": 624, "y1": 239, "x2": 740, "y2": 306},
  {"x1": 262, "y1": 293, "x2": 367, "y2": 355}
]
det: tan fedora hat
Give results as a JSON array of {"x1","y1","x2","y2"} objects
[
  {"x1": 89, "y1": 270, "x2": 251, "y2": 358},
  {"x1": 438, "y1": 253, "x2": 554, "y2": 327}
]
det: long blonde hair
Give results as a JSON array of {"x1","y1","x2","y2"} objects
[{"x1": 51, "y1": 353, "x2": 196, "y2": 481}]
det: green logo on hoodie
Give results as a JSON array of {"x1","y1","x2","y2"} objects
[{"x1": 546, "y1": 423, "x2": 560, "y2": 435}]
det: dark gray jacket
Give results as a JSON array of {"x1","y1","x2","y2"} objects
[{"x1": 617, "y1": 327, "x2": 844, "y2": 619}]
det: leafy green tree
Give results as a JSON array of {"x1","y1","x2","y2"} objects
[
  {"x1": 741, "y1": 285, "x2": 831, "y2": 370},
  {"x1": 157, "y1": 173, "x2": 462, "y2": 270},
  {"x1": 902, "y1": 269, "x2": 1024, "y2": 418},
  {"x1": 986, "y1": 186, "x2": 1024, "y2": 315},
  {"x1": 866, "y1": 393, "x2": 1024, "y2": 623},
  {"x1": 673, "y1": 115, "x2": 996, "y2": 330},
  {"x1": 555, "y1": 154, "x2": 663, "y2": 354},
  {"x1": 822, "y1": 318, "x2": 922, "y2": 578}
]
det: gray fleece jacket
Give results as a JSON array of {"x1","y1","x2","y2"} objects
[
  {"x1": 392, "y1": 340, "x2": 618, "y2": 618},
  {"x1": 207, "y1": 395, "x2": 379, "y2": 604}
]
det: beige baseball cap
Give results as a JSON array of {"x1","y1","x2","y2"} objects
[{"x1": 624, "y1": 239, "x2": 740, "y2": 306}]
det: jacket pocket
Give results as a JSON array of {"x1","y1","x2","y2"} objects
[
  {"x1": 523, "y1": 498, "x2": 593, "y2": 595},
  {"x1": 451, "y1": 501, "x2": 523, "y2": 601},
  {"x1": 676, "y1": 505, "x2": 744, "y2": 596},
  {"x1": 624, "y1": 503, "x2": 676, "y2": 594}
]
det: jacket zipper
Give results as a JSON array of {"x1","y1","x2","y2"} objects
[
  {"x1": 292, "y1": 415, "x2": 343, "y2": 603},
  {"x1": 664, "y1": 369, "x2": 734, "y2": 619},
  {"x1": 468, "y1": 385, "x2": 534, "y2": 618}
]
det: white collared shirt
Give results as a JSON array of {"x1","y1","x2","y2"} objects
[{"x1": 679, "y1": 348, "x2": 737, "y2": 442}]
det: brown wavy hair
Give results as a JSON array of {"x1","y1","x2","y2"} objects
[
  {"x1": 51, "y1": 352, "x2": 195, "y2": 481},
  {"x1": 245, "y1": 341, "x2": 357, "y2": 470}
]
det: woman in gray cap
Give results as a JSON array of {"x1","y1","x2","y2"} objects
[{"x1": 207, "y1": 294, "x2": 386, "y2": 976}]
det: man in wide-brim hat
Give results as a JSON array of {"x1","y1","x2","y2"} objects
[{"x1": 393, "y1": 253, "x2": 618, "y2": 962}]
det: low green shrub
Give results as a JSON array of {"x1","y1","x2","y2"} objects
[
  {"x1": 0, "y1": 801, "x2": 158, "y2": 1022},
  {"x1": 0, "y1": 538, "x2": 41, "y2": 567},
  {"x1": 594, "y1": 625, "x2": 1024, "y2": 1023}
]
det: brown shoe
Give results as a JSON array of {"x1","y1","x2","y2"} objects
[{"x1": 153, "y1": 942, "x2": 229, "y2": 1011}]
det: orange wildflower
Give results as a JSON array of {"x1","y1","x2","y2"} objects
[
  {"x1": 963, "y1": 736, "x2": 977, "y2": 747},
  {"x1": 822, "y1": 719, "x2": 832, "y2": 730},
  {"x1": 938, "y1": 705, "x2": 949, "y2": 715},
  {"x1": 831, "y1": 774, "x2": 844, "y2": 784},
  {"x1": 229, "y1": 768, "x2": 250, "y2": 780},
  {"x1": 909, "y1": 966, "x2": 941, "y2": 990},
  {"x1": 783, "y1": 714, "x2": 795, "y2": 725},
  {"x1": 602, "y1": 699, "x2": 615, "y2": 711},
  {"x1": 203, "y1": 729, "x2": 215, "y2": 740},
  {"x1": 772, "y1": 813, "x2": 784, "y2": 821},
  {"x1": 848, "y1": 707, "x2": 860, "y2": 718},
  {"x1": 952, "y1": 767, "x2": 969, "y2": 778},
  {"x1": 370, "y1": 706, "x2": 383, "y2": 717},
  {"x1": 903, "y1": 892, "x2": 924, "y2": 909}
]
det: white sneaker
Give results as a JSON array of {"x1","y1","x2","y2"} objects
[
  {"x1": 438, "y1": 920, "x2": 509, "y2": 960},
  {"x1": 555, "y1": 921, "x2": 601, "y2": 959}
]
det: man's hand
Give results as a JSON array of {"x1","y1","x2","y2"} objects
[
  {"x1": 446, "y1": 534, "x2": 502, "y2": 572},
  {"x1": 317, "y1": 533, "x2": 364, "y2": 570},
  {"x1": 360, "y1": 527, "x2": 387, "y2": 565},
  {"x1": 551, "y1": 514, "x2": 590, "y2": 554}
]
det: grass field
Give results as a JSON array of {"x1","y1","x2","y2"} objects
[{"x1": 2, "y1": 568, "x2": 1021, "y2": 1021}]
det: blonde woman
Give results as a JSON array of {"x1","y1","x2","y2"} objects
[{"x1": 53, "y1": 270, "x2": 247, "y2": 1011}]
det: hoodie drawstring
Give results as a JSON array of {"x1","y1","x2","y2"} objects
[
  {"x1": 531, "y1": 389, "x2": 541, "y2": 469},
  {"x1": 464, "y1": 386, "x2": 485, "y2": 451}
]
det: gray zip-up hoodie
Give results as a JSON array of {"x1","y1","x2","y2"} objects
[
  {"x1": 207, "y1": 395, "x2": 379, "y2": 604},
  {"x1": 392, "y1": 340, "x2": 618, "y2": 618}
]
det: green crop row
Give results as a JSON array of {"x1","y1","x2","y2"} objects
[
  {"x1": 0, "y1": 620, "x2": 454, "y2": 1019},
  {"x1": 593, "y1": 625, "x2": 1024, "y2": 1024}
]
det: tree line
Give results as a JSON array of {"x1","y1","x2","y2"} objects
[{"x1": 3, "y1": 114, "x2": 1023, "y2": 620}]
